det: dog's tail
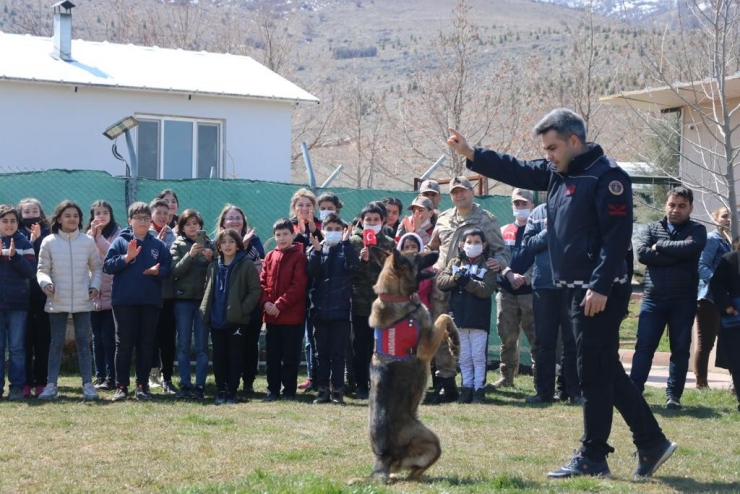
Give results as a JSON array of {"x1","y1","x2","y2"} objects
[{"x1": 435, "y1": 314, "x2": 460, "y2": 360}]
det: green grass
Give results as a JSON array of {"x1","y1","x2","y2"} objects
[
  {"x1": 1, "y1": 372, "x2": 738, "y2": 492},
  {"x1": 620, "y1": 298, "x2": 671, "y2": 353}
]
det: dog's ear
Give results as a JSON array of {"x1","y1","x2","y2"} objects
[
  {"x1": 369, "y1": 245, "x2": 391, "y2": 266},
  {"x1": 417, "y1": 251, "x2": 439, "y2": 271}
]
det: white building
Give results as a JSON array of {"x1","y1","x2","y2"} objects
[{"x1": 0, "y1": 4, "x2": 318, "y2": 182}]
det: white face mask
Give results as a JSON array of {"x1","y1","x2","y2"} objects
[
  {"x1": 319, "y1": 209, "x2": 333, "y2": 221},
  {"x1": 419, "y1": 219, "x2": 431, "y2": 230},
  {"x1": 513, "y1": 208, "x2": 531, "y2": 220},
  {"x1": 364, "y1": 223, "x2": 382, "y2": 234},
  {"x1": 323, "y1": 231, "x2": 342, "y2": 246},
  {"x1": 464, "y1": 244, "x2": 483, "y2": 258}
]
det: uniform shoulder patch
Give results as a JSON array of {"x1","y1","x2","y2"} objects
[{"x1": 608, "y1": 180, "x2": 624, "y2": 196}]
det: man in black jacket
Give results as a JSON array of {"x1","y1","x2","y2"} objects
[
  {"x1": 631, "y1": 186, "x2": 706, "y2": 410},
  {"x1": 447, "y1": 108, "x2": 677, "y2": 480}
]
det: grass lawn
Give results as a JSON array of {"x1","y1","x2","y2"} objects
[
  {"x1": 620, "y1": 298, "x2": 672, "y2": 353},
  {"x1": 1, "y1": 372, "x2": 738, "y2": 493}
]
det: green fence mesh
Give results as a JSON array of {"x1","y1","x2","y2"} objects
[{"x1": 0, "y1": 169, "x2": 533, "y2": 366}]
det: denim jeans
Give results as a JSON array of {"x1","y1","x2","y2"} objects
[
  {"x1": 630, "y1": 296, "x2": 696, "y2": 400},
  {"x1": 0, "y1": 310, "x2": 28, "y2": 390},
  {"x1": 47, "y1": 312, "x2": 92, "y2": 385},
  {"x1": 175, "y1": 299, "x2": 208, "y2": 389},
  {"x1": 91, "y1": 309, "x2": 116, "y2": 382}
]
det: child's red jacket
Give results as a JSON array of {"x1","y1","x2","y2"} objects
[{"x1": 259, "y1": 243, "x2": 308, "y2": 325}]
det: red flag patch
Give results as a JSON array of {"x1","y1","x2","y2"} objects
[
  {"x1": 608, "y1": 204, "x2": 627, "y2": 217},
  {"x1": 566, "y1": 184, "x2": 577, "y2": 196}
]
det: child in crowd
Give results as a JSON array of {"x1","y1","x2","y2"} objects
[
  {"x1": 437, "y1": 227, "x2": 496, "y2": 404},
  {"x1": 381, "y1": 197, "x2": 403, "y2": 238},
  {"x1": 104, "y1": 201, "x2": 172, "y2": 402},
  {"x1": 397, "y1": 232, "x2": 434, "y2": 309},
  {"x1": 260, "y1": 218, "x2": 308, "y2": 402},
  {"x1": 349, "y1": 201, "x2": 396, "y2": 399},
  {"x1": 217, "y1": 205, "x2": 264, "y2": 394},
  {"x1": 37, "y1": 201, "x2": 103, "y2": 401},
  {"x1": 0, "y1": 204, "x2": 36, "y2": 401},
  {"x1": 171, "y1": 209, "x2": 213, "y2": 399},
  {"x1": 155, "y1": 189, "x2": 179, "y2": 229},
  {"x1": 86, "y1": 200, "x2": 122, "y2": 390},
  {"x1": 317, "y1": 192, "x2": 344, "y2": 221},
  {"x1": 149, "y1": 199, "x2": 178, "y2": 394},
  {"x1": 17, "y1": 198, "x2": 51, "y2": 398},
  {"x1": 201, "y1": 229, "x2": 261, "y2": 404},
  {"x1": 306, "y1": 213, "x2": 359, "y2": 404}
]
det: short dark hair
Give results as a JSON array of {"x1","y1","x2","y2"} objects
[
  {"x1": 273, "y1": 217, "x2": 294, "y2": 233},
  {"x1": 382, "y1": 197, "x2": 403, "y2": 212},
  {"x1": 317, "y1": 192, "x2": 344, "y2": 212},
  {"x1": 49, "y1": 200, "x2": 84, "y2": 234},
  {"x1": 149, "y1": 199, "x2": 170, "y2": 211},
  {"x1": 216, "y1": 228, "x2": 245, "y2": 254},
  {"x1": 177, "y1": 209, "x2": 204, "y2": 232},
  {"x1": 667, "y1": 185, "x2": 694, "y2": 205},
  {"x1": 359, "y1": 202, "x2": 386, "y2": 222},
  {"x1": 321, "y1": 212, "x2": 345, "y2": 229},
  {"x1": 533, "y1": 108, "x2": 587, "y2": 143},
  {"x1": 461, "y1": 227, "x2": 486, "y2": 244},
  {"x1": 128, "y1": 201, "x2": 151, "y2": 218},
  {"x1": 0, "y1": 204, "x2": 19, "y2": 222}
]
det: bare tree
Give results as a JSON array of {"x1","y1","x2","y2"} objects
[
  {"x1": 249, "y1": 0, "x2": 297, "y2": 77},
  {"x1": 8, "y1": 0, "x2": 51, "y2": 37}
]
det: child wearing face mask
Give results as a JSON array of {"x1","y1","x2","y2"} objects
[
  {"x1": 437, "y1": 227, "x2": 497, "y2": 405},
  {"x1": 397, "y1": 232, "x2": 434, "y2": 309},
  {"x1": 306, "y1": 213, "x2": 360, "y2": 404}
]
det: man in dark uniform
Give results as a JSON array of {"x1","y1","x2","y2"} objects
[{"x1": 446, "y1": 108, "x2": 677, "y2": 479}]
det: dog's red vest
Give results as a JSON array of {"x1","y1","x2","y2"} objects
[{"x1": 374, "y1": 317, "x2": 420, "y2": 360}]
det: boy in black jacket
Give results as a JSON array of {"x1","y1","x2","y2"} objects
[{"x1": 306, "y1": 213, "x2": 360, "y2": 404}]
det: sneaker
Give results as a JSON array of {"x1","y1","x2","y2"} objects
[
  {"x1": 192, "y1": 386, "x2": 205, "y2": 401},
  {"x1": 148, "y1": 369, "x2": 161, "y2": 388},
  {"x1": 97, "y1": 379, "x2": 114, "y2": 391},
  {"x1": 214, "y1": 391, "x2": 226, "y2": 405},
  {"x1": 547, "y1": 452, "x2": 612, "y2": 479},
  {"x1": 38, "y1": 383, "x2": 58, "y2": 401},
  {"x1": 176, "y1": 386, "x2": 193, "y2": 399},
  {"x1": 135, "y1": 384, "x2": 152, "y2": 401},
  {"x1": 82, "y1": 382, "x2": 100, "y2": 400},
  {"x1": 331, "y1": 391, "x2": 345, "y2": 405},
  {"x1": 633, "y1": 439, "x2": 678, "y2": 478},
  {"x1": 666, "y1": 397, "x2": 682, "y2": 410},
  {"x1": 262, "y1": 393, "x2": 279, "y2": 402},
  {"x1": 112, "y1": 386, "x2": 128, "y2": 402},
  {"x1": 34, "y1": 385, "x2": 45, "y2": 397},
  {"x1": 161, "y1": 380, "x2": 179, "y2": 395},
  {"x1": 525, "y1": 394, "x2": 554, "y2": 404},
  {"x1": 298, "y1": 378, "x2": 312, "y2": 390},
  {"x1": 8, "y1": 386, "x2": 23, "y2": 401},
  {"x1": 22, "y1": 385, "x2": 31, "y2": 398},
  {"x1": 92, "y1": 377, "x2": 106, "y2": 389}
]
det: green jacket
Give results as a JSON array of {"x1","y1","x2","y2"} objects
[
  {"x1": 349, "y1": 224, "x2": 396, "y2": 317},
  {"x1": 170, "y1": 235, "x2": 214, "y2": 300},
  {"x1": 200, "y1": 255, "x2": 262, "y2": 326}
]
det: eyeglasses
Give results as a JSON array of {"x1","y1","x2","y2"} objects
[
  {"x1": 224, "y1": 216, "x2": 243, "y2": 222},
  {"x1": 131, "y1": 216, "x2": 151, "y2": 222}
]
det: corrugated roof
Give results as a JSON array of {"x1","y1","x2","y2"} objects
[{"x1": 0, "y1": 32, "x2": 319, "y2": 104}]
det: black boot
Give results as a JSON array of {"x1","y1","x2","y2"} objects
[
  {"x1": 313, "y1": 387, "x2": 331, "y2": 404},
  {"x1": 472, "y1": 387, "x2": 485, "y2": 404},
  {"x1": 458, "y1": 387, "x2": 473, "y2": 404},
  {"x1": 440, "y1": 377, "x2": 459, "y2": 403},
  {"x1": 331, "y1": 390, "x2": 345, "y2": 405}
]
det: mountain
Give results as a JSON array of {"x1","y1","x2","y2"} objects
[{"x1": 535, "y1": 0, "x2": 674, "y2": 20}]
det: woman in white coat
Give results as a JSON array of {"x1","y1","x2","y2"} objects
[{"x1": 36, "y1": 201, "x2": 103, "y2": 400}]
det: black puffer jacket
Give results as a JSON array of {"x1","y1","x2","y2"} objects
[
  {"x1": 636, "y1": 217, "x2": 706, "y2": 299},
  {"x1": 306, "y1": 240, "x2": 361, "y2": 321},
  {"x1": 437, "y1": 254, "x2": 497, "y2": 332}
]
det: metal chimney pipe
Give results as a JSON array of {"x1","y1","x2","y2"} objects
[{"x1": 52, "y1": 1, "x2": 75, "y2": 62}]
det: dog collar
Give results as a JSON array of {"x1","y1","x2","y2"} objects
[{"x1": 377, "y1": 293, "x2": 413, "y2": 303}]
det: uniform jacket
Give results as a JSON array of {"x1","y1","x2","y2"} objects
[
  {"x1": 259, "y1": 243, "x2": 309, "y2": 325},
  {"x1": 698, "y1": 228, "x2": 731, "y2": 301},
  {"x1": 498, "y1": 221, "x2": 535, "y2": 295},
  {"x1": 437, "y1": 253, "x2": 497, "y2": 332},
  {"x1": 468, "y1": 143, "x2": 631, "y2": 297},
  {"x1": 522, "y1": 203, "x2": 554, "y2": 289},
  {"x1": 349, "y1": 224, "x2": 396, "y2": 317},
  {"x1": 306, "y1": 239, "x2": 361, "y2": 321},
  {"x1": 200, "y1": 253, "x2": 261, "y2": 326},
  {"x1": 0, "y1": 231, "x2": 36, "y2": 311},
  {"x1": 103, "y1": 227, "x2": 172, "y2": 308},
  {"x1": 427, "y1": 203, "x2": 510, "y2": 274},
  {"x1": 170, "y1": 234, "x2": 215, "y2": 300},
  {"x1": 636, "y1": 217, "x2": 706, "y2": 299},
  {"x1": 37, "y1": 230, "x2": 103, "y2": 313},
  {"x1": 88, "y1": 224, "x2": 122, "y2": 311}
]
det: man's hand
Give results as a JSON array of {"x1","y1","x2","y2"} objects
[
  {"x1": 726, "y1": 306, "x2": 738, "y2": 316},
  {"x1": 8, "y1": 238, "x2": 15, "y2": 257},
  {"x1": 507, "y1": 271, "x2": 527, "y2": 290},
  {"x1": 88, "y1": 288, "x2": 99, "y2": 300},
  {"x1": 580, "y1": 289, "x2": 607, "y2": 317},
  {"x1": 447, "y1": 128, "x2": 475, "y2": 161},
  {"x1": 486, "y1": 258, "x2": 501, "y2": 273},
  {"x1": 157, "y1": 227, "x2": 168, "y2": 241}
]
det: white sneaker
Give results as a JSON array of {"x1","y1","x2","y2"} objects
[
  {"x1": 38, "y1": 383, "x2": 58, "y2": 400},
  {"x1": 148, "y1": 369, "x2": 162, "y2": 388},
  {"x1": 82, "y1": 382, "x2": 99, "y2": 400}
]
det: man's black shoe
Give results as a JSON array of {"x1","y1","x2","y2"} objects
[
  {"x1": 526, "y1": 394, "x2": 554, "y2": 404},
  {"x1": 192, "y1": 386, "x2": 205, "y2": 400},
  {"x1": 547, "y1": 452, "x2": 612, "y2": 479},
  {"x1": 666, "y1": 397, "x2": 682, "y2": 410},
  {"x1": 262, "y1": 393, "x2": 278, "y2": 402},
  {"x1": 633, "y1": 439, "x2": 678, "y2": 478}
]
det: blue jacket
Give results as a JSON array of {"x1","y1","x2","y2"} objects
[
  {"x1": 698, "y1": 229, "x2": 731, "y2": 301},
  {"x1": 103, "y1": 227, "x2": 172, "y2": 308},
  {"x1": 522, "y1": 203, "x2": 554, "y2": 289},
  {"x1": 0, "y1": 231, "x2": 36, "y2": 311},
  {"x1": 306, "y1": 240, "x2": 360, "y2": 321},
  {"x1": 468, "y1": 143, "x2": 631, "y2": 296},
  {"x1": 18, "y1": 223, "x2": 50, "y2": 307}
]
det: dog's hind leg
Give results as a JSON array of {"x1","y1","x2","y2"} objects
[
  {"x1": 369, "y1": 456, "x2": 393, "y2": 484},
  {"x1": 401, "y1": 428, "x2": 442, "y2": 480}
]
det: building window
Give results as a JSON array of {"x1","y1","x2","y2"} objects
[{"x1": 136, "y1": 117, "x2": 222, "y2": 179}]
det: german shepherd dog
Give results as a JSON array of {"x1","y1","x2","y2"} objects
[{"x1": 366, "y1": 248, "x2": 460, "y2": 483}]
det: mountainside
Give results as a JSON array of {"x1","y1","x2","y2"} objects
[{"x1": 535, "y1": 0, "x2": 674, "y2": 19}]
